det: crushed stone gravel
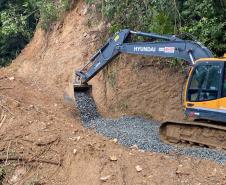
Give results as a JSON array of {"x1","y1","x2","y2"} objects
[{"x1": 75, "y1": 91, "x2": 226, "y2": 164}]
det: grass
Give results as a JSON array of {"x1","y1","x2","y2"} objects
[
  {"x1": 0, "y1": 166, "x2": 5, "y2": 185},
  {"x1": 107, "y1": 70, "x2": 117, "y2": 88},
  {"x1": 118, "y1": 100, "x2": 129, "y2": 112},
  {"x1": 141, "y1": 112, "x2": 153, "y2": 120},
  {"x1": 103, "y1": 64, "x2": 118, "y2": 89},
  {"x1": 131, "y1": 61, "x2": 142, "y2": 72},
  {"x1": 39, "y1": 0, "x2": 71, "y2": 31},
  {"x1": 26, "y1": 177, "x2": 41, "y2": 185}
]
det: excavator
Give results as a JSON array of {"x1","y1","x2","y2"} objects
[{"x1": 74, "y1": 29, "x2": 226, "y2": 150}]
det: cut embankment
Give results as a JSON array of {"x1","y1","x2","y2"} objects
[{"x1": 75, "y1": 91, "x2": 226, "y2": 164}]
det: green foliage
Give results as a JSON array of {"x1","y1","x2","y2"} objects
[
  {"x1": 179, "y1": 0, "x2": 226, "y2": 56},
  {"x1": 141, "y1": 112, "x2": 153, "y2": 120},
  {"x1": 0, "y1": 0, "x2": 71, "y2": 67},
  {"x1": 103, "y1": 64, "x2": 117, "y2": 88},
  {"x1": 148, "y1": 10, "x2": 174, "y2": 34},
  {"x1": 0, "y1": 0, "x2": 38, "y2": 67},
  {"x1": 0, "y1": 166, "x2": 6, "y2": 185},
  {"x1": 86, "y1": 0, "x2": 176, "y2": 33},
  {"x1": 38, "y1": 0, "x2": 71, "y2": 31},
  {"x1": 118, "y1": 100, "x2": 129, "y2": 112},
  {"x1": 39, "y1": 1, "x2": 59, "y2": 31},
  {"x1": 86, "y1": 0, "x2": 226, "y2": 56}
]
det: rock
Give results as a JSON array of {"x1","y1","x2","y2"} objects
[
  {"x1": 9, "y1": 166, "x2": 26, "y2": 184},
  {"x1": 209, "y1": 168, "x2": 217, "y2": 177},
  {"x1": 100, "y1": 175, "x2": 111, "y2": 182},
  {"x1": 176, "y1": 165, "x2": 182, "y2": 174},
  {"x1": 82, "y1": 5, "x2": 89, "y2": 15},
  {"x1": 176, "y1": 164, "x2": 190, "y2": 175},
  {"x1": 136, "y1": 165, "x2": 142, "y2": 172},
  {"x1": 35, "y1": 135, "x2": 59, "y2": 146},
  {"x1": 9, "y1": 76, "x2": 15, "y2": 81},
  {"x1": 83, "y1": 32, "x2": 88, "y2": 37},
  {"x1": 29, "y1": 105, "x2": 34, "y2": 109},
  {"x1": 130, "y1": 145, "x2": 139, "y2": 150},
  {"x1": 109, "y1": 155, "x2": 117, "y2": 161},
  {"x1": 91, "y1": 34, "x2": 97, "y2": 40},
  {"x1": 11, "y1": 101, "x2": 20, "y2": 108},
  {"x1": 72, "y1": 129, "x2": 79, "y2": 134},
  {"x1": 112, "y1": 138, "x2": 118, "y2": 143},
  {"x1": 73, "y1": 149, "x2": 77, "y2": 155},
  {"x1": 76, "y1": 136, "x2": 81, "y2": 141}
]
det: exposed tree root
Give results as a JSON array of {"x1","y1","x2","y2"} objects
[{"x1": 0, "y1": 156, "x2": 62, "y2": 166}]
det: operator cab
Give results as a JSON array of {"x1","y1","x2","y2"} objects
[{"x1": 185, "y1": 57, "x2": 226, "y2": 122}]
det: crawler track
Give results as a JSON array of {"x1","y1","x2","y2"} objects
[{"x1": 160, "y1": 121, "x2": 226, "y2": 150}]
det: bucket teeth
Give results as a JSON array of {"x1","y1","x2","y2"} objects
[{"x1": 74, "y1": 83, "x2": 92, "y2": 92}]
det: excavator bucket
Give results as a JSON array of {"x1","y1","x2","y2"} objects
[{"x1": 74, "y1": 83, "x2": 92, "y2": 92}]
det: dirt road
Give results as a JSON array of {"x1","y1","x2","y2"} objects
[{"x1": 0, "y1": 1, "x2": 226, "y2": 184}]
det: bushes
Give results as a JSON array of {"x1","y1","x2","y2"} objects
[
  {"x1": 179, "y1": 0, "x2": 226, "y2": 56},
  {"x1": 38, "y1": 0, "x2": 71, "y2": 31},
  {"x1": 86, "y1": 0, "x2": 226, "y2": 56},
  {"x1": 0, "y1": 0, "x2": 71, "y2": 67},
  {"x1": 0, "y1": 0, "x2": 38, "y2": 67},
  {"x1": 0, "y1": 166, "x2": 5, "y2": 185}
]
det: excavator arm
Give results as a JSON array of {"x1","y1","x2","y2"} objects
[{"x1": 75, "y1": 29, "x2": 213, "y2": 85}]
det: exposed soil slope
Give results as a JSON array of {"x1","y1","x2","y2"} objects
[
  {"x1": 9, "y1": 0, "x2": 185, "y2": 121},
  {"x1": 0, "y1": 1, "x2": 225, "y2": 184}
]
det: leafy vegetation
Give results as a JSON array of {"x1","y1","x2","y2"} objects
[
  {"x1": 0, "y1": 0, "x2": 225, "y2": 67},
  {"x1": 87, "y1": 0, "x2": 226, "y2": 56},
  {"x1": 0, "y1": 0, "x2": 70, "y2": 67},
  {"x1": 0, "y1": 166, "x2": 5, "y2": 185}
]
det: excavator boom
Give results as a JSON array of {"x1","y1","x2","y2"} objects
[{"x1": 75, "y1": 29, "x2": 213, "y2": 84}]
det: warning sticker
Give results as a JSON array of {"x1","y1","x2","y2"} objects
[{"x1": 164, "y1": 47, "x2": 175, "y2": 53}]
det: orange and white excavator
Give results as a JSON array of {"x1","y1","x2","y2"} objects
[{"x1": 74, "y1": 29, "x2": 226, "y2": 150}]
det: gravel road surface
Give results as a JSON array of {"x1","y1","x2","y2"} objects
[{"x1": 75, "y1": 91, "x2": 226, "y2": 163}]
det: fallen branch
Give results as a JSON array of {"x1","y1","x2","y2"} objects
[
  {"x1": 4, "y1": 141, "x2": 11, "y2": 165},
  {"x1": 0, "y1": 156, "x2": 61, "y2": 166},
  {"x1": 0, "y1": 77, "x2": 7, "y2": 80},
  {"x1": 0, "y1": 87, "x2": 14, "y2": 90},
  {"x1": 0, "y1": 114, "x2": 6, "y2": 128},
  {"x1": 0, "y1": 103, "x2": 14, "y2": 116}
]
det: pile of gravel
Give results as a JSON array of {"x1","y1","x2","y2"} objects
[{"x1": 75, "y1": 91, "x2": 226, "y2": 164}]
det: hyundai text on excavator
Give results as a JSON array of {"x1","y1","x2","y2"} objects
[{"x1": 74, "y1": 29, "x2": 226, "y2": 150}]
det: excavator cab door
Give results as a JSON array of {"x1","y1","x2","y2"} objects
[{"x1": 185, "y1": 61, "x2": 225, "y2": 122}]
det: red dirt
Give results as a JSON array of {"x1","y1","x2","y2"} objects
[{"x1": 0, "y1": 1, "x2": 226, "y2": 184}]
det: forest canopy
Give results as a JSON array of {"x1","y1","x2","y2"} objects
[
  {"x1": 0, "y1": 0, "x2": 70, "y2": 67},
  {"x1": 0, "y1": 0, "x2": 226, "y2": 67}
]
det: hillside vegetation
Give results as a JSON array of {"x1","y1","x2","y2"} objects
[
  {"x1": 0, "y1": 1, "x2": 226, "y2": 184},
  {"x1": 0, "y1": 0, "x2": 225, "y2": 67}
]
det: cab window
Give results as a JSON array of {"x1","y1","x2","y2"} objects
[
  {"x1": 187, "y1": 64, "x2": 222, "y2": 102},
  {"x1": 222, "y1": 64, "x2": 226, "y2": 97}
]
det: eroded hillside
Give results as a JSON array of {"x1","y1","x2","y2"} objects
[
  {"x1": 0, "y1": 1, "x2": 226, "y2": 184},
  {"x1": 9, "y1": 0, "x2": 185, "y2": 122}
]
